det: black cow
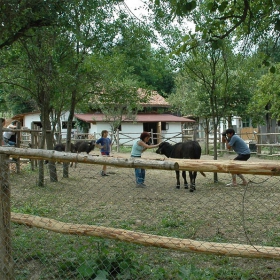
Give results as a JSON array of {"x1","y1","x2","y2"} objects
[
  {"x1": 55, "y1": 143, "x2": 77, "y2": 153},
  {"x1": 74, "y1": 140, "x2": 96, "y2": 154},
  {"x1": 45, "y1": 143, "x2": 77, "y2": 165},
  {"x1": 45, "y1": 143, "x2": 77, "y2": 166},
  {"x1": 72, "y1": 140, "x2": 96, "y2": 167},
  {"x1": 156, "y1": 141, "x2": 206, "y2": 192}
]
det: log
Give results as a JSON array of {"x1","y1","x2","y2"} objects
[
  {"x1": 0, "y1": 147, "x2": 178, "y2": 170},
  {"x1": 2, "y1": 147, "x2": 280, "y2": 175},
  {"x1": 166, "y1": 158, "x2": 280, "y2": 176},
  {"x1": 11, "y1": 212, "x2": 280, "y2": 260}
]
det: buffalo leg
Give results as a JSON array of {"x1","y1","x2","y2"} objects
[
  {"x1": 182, "y1": 171, "x2": 188, "y2": 189},
  {"x1": 175, "y1": 170, "x2": 180, "y2": 189},
  {"x1": 189, "y1": 171, "x2": 197, "y2": 192}
]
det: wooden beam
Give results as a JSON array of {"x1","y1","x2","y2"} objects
[
  {"x1": 11, "y1": 213, "x2": 280, "y2": 260},
  {"x1": 162, "y1": 158, "x2": 280, "y2": 176},
  {"x1": 1, "y1": 147, "x2": 280, "y2": 175},
  {"x1": 0, "y1": 147, "x2": 178, "y2": 171}
]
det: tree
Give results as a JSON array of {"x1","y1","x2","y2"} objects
[
  {"x1": 168, "y1": 40, "x2": 253, "y2": 182},
  {"x1": 0, "y1": 0, "x2": 67, "y2": 49},
  {"x1": 247, "y1": 63, "x2": 280, "y2": 135},
  {"x1": 150, "y1": 0, "x2": 280, "y2": 52},
  {"x1": 88, "y1": 53, "x2": 150, "y2": 139},
  {"x1": 107, "y1": 18, "x2": 175, "y2": 94}
]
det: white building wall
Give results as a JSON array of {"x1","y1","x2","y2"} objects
[
  {"x1": 90, "y1": 122, "x2": 183, "y2": 145},
  {"x1": 21, "y1": 113, "x2": 184, "y2": 145},
  {"x1": 89, "y1": 122, "x2": 143, "y2": 145},
  {"x1": 198, "y1": 116, "x2": 243, "y2": 142},
  {"x1": 24, "y1": 113, "x2": 40, "y2": 128}
]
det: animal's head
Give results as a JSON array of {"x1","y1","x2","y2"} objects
[
  {"x1": 87, "y1": 140, "x2": 96, "y2": 153},
  {"x1": 155, "y1": 142, "x2": 171, "y2": 155},
  {"x1": 70, "y1": 144, "x2": 78, "y2": 153},
  {"x1": 70, "y1": 143, "x2": 78, "y2": 153}
]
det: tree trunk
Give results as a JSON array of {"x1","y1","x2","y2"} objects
[
  {"x1": 0, "y1": 154, "x2": 14, "y2": 279},
  {"x1": 64, "y1": 89, "x2": 77, "y2": 178}
]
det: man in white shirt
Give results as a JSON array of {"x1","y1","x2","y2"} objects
[{"x1": 3, "y1": 120, "x2": 17, "y2": 146}]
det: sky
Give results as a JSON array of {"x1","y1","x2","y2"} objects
[
  {"x1": 123, "y1": 0, "x2": 195, "y2": 30},
  {"x1": 121, "y1": 0, "x2": 195, "y2": 49},
  {"x1": 123, "y1": 0, "x2": 148, "y2": 19}
]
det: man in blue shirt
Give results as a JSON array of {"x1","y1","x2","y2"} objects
[{"x1": 222, "y1": 128, "x2": 250, "y2": 186}]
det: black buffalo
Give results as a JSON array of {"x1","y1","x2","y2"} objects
[
  {"x1": 156, "y1": 141, "x2": 205, "y2": 192},
  {"x1": 46, "y1": 140, "x2": 96, "y2": 166},
  {"x1": 45, "y1": 143, "x2": 77, "y2": 165},
  {"x1": 55, "y1": 143, "x2": 77, "y2": 153},
  {"x1": 74, "y1": 140, "x2": 96, "y2": 154},
  {"x1": 72, "y1": 140, "x2": 96, "y2": 167}
]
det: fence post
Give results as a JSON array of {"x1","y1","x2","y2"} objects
[
  {"x1": 116, "y1": 129, "x2": 119, "y2": 153},
  {"x1": 0, "y1": 154, "x2": 14, "y2": 279}
]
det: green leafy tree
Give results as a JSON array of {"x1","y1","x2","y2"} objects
[
  {"x1": 110, "y1": 19, "x2": 175, "y2": 94},
  {"x1": 247, "y1": 63, "x2": 280, "y2": 135},
  {"x1": 150, "y1": 0, "x2": 280, "y2": 48},
  {"x1": 0, "y1": 0, "x2": 67, "y2": 49},
  {"x1": 88, "y1": 53, "x2": 149, "y2": 138},
  {"x1": 168, "y1": 40, "x2": 253, "y2": 182}
]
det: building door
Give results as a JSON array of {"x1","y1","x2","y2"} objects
[{"x1": 143, "y1": 122, "x2": 158, "y2": 144}]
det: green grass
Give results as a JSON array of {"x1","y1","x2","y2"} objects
[
  {"x1": 11, "y1": 212, "x2": 280, "y2": 279},
  {"x1": 8, "y1": 161, "x2": 280, "y2": 279}
]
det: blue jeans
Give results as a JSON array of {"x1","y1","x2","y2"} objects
[
  {"x1": 4, "y1": 139, "x2": 16, "y2": 146},
  {"x1": 135, "y1": 168, "x2": 145, "y2": 184}
]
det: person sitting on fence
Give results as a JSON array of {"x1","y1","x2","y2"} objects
[
  {"x1": 222, "y1": 128, "x2": 250, "y2": 186},
  {"x1": 3, "y1": 120, "x2": 17, "y2": 146}
]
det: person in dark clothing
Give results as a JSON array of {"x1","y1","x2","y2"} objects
[{"x1": 222, "y1": 128, "x2": 250, "y2": 186}]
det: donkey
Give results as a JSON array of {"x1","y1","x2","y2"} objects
[{"x1": 156, "y1": 141, "x2": 206, "y2": 192}]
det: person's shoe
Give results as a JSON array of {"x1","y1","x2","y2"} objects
[{"x1": 101, "y1": 171, "x2": 109, "y2": 176}]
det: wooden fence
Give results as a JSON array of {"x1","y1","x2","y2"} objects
[
  {"x1": 1, "y1": 147, "x2": 280, "y2": 279},
  {"x1": 2, "y1": 125, "x2": 280, "y2": 157}
]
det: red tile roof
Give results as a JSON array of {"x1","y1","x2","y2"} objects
[
  {"x1": 137, "y1": 89, "x2": 169, "y2": 107},
  {"x1": 75, "y1": 113, "x2": 195, "y2": 123}
]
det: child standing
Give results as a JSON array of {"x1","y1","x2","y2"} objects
[{"x1": 96, "y1": 130, "x2": 112, "y2": 176}]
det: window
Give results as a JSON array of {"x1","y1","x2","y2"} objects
[
  {"x1": 161, "y1": 122, "x2": 169, "y2": 130},
  {"x1": 242, "y1": 118, "x2": 250, "y2": 128},
  {"x1": 62, "y1": 121, "x2": 76, "y2": 129}
]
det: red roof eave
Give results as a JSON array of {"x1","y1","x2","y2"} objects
[{"x1": 74, "y1": 113, "x2": 195, "y2": 123}]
